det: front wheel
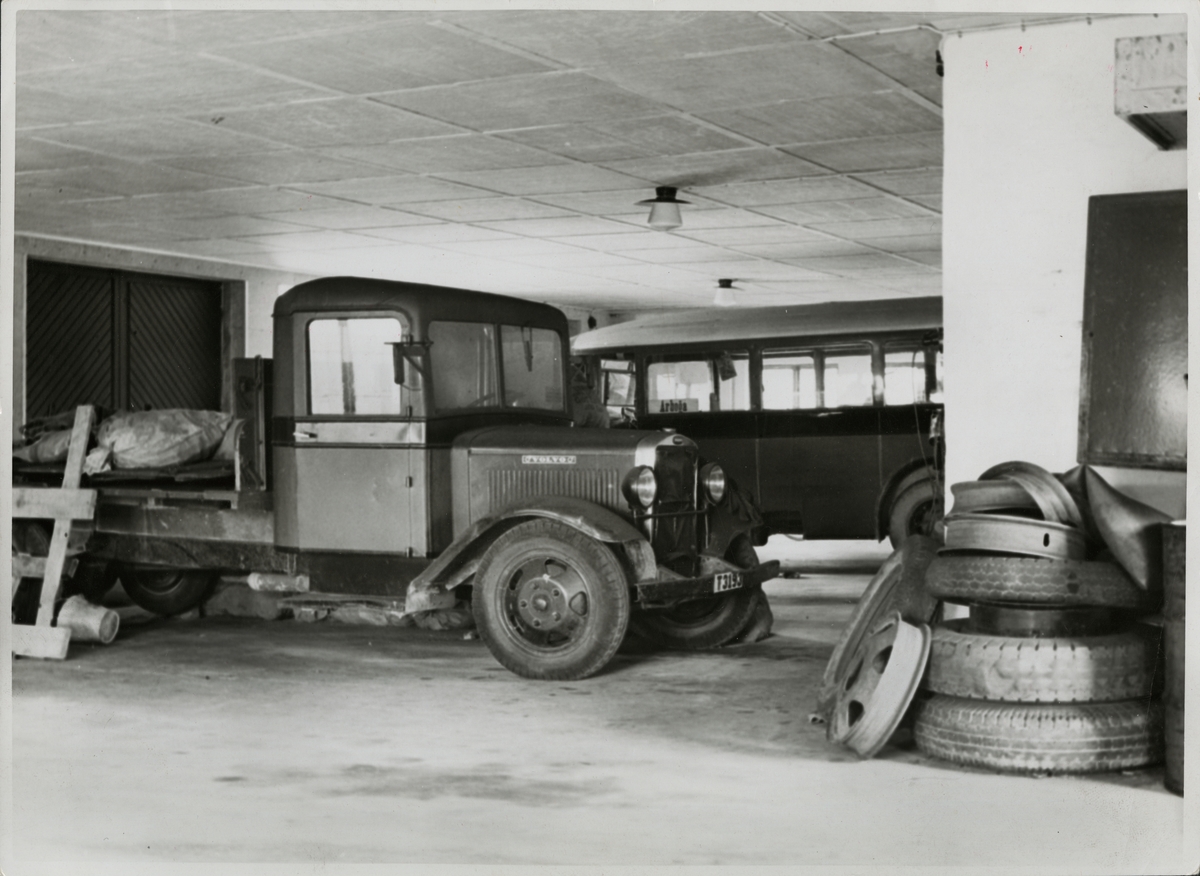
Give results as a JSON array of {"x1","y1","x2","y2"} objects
[
  {"x1": 118, "y1": 565, "x2": 217, "y2": 616},
  {"x1": 472, "y1": 519, "x2": 630, "y2": 680},
  {"x1": 628, "y1": 536, "x2": 762, "y2": 651},
  {"x1": 888, "y1": 478, "x2": 944, "y2": 549}
]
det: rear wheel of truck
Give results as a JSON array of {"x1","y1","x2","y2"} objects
[
  {"x1": 472, "y1": 519, "x2": 630, "y2": 680},
  {"x1": 627, "y1": 535, "x2": 761, "y2": 651},
  {"x1": 118, "y1": 566, "x2": 218, "y2": 616}
]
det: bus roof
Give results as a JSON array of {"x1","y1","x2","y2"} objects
[{"x1": 571, "y1": 295, "x2": 942, "y2": 354}]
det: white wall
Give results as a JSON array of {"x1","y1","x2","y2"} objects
[{"x1": 941, "y1": 14, "x2": 1188, "y2": 516}]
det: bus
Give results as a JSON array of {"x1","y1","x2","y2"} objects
[{"x1": 571, "y1": 296, "x2": 944, "y2": 547}]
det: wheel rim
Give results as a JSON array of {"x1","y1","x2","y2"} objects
[
  {"x1": 907, "y1": 497, "x2": 942, "y2": 537},
  {"x1": 502, "y1": 556, "x2": 590, "y2": 649}
]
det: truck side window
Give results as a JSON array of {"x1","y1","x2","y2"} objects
[
  {"x1": 647, "y1": 353, "x2": 750, "y2": 413},
  {"x1": 308, "y1": 317, "x2": 405, "y2": 415},
  {"x1": 429, "y1": 321, "x2": 499, "y2": 411},
  {"x1": 823, "y1": 348, "x2": 874, "y2": 407},
  {"x1": 500, "y1": 325, "x2": 565, "y2": 411},
  {"x1": 762, "y1": 351, "x2": 818, "y2": 409}
]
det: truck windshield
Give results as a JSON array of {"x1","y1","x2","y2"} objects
[{"x1": 429, "y1": 320, "x2": 564, "y2": 413}]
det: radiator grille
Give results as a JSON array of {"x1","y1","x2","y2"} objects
[{"x1": 489, "y1": 468, "x2": 622, "y2": 512}]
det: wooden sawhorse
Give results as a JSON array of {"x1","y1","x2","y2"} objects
[{"x1": 11, "y1": 406, "x2": 97, "y2": 659}]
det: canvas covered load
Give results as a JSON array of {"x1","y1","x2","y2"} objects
[{"x1": 15, "y1": 409, "x2": 235, "y2": 470}]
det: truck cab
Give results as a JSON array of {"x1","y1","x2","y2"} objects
[{"x1": 70, "y1": 277, "x2": 778, "y2": 680}]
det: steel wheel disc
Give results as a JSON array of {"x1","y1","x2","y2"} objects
[
  {"x1": 965, "y1": 602, "x2": 1126, "y2": 637},
  {"x1": 943, "y1": 513, "x2": 1087, "y2": 560},
  {"x1": 503, "y1": 557, "x2": 589, "y2": 648}
]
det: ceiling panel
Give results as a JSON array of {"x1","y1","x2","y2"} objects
[
  {"x1": 9, "y1": 8, "x2": 1004, "y2": 311},
  {"x1": 442, "y1": 11, "x2": 797, "y2": 67},
  {"x1": 210, "y1": 19, "x2": 552, "y2": 93},
  {"x1": 597, "y1": 148, "x2": 827, "y2": 188},
  {"x1": 161, "y1": 151, "x2": 398, "y2": 187},
  {"x1": 374, "y1": 72, "x2": 666, "y2": 131},
  {"x1": 783, "y1": 132, "x2": 942, "y2": 173},
  {"x1": 197, "y1": 99, "x2": 468, "y2": 149},
  {"x1": 432, "y1": 164, "x2": 647, "y2": 196},
  {"x1": 595, "y1": 42, "x2": 892, "y2": 112},
  {"x1": 700, "y1": 91, "x2": 942, "y2": 147},
  {"x1": 809, "y1": 216, "x2": 942, "y2": 240},
  {"x1": 28, "y1": 119, "x2": 276, "y2": 161},
  {"x1": 254, "y1": 206, "x2": 440, "y2": 230},
  {"x1": 751, "y1": 197, "x2": 931, "y2": 224},
  {"x1": 297, "y1": 175, "x2": 497, "y2": 204},
  {"x1": 496, "y1": 116, "x2": 748, "y2": 162},
  {"x1": 326, "y1": 135, "x2": 567, "y2": 174}
]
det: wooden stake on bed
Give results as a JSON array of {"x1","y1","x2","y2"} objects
[{"x1": 11, "y1": 405, "x2": 97, "y2": 659}]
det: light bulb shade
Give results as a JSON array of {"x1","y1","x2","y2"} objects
[
  {"x1": 647, "y1": 201, "x2": 682, "y2": 230},
  {"x1": 713, "y1": 285, "x2": 737, "y2": 307}
]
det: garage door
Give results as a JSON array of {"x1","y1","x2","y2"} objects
[{"x1": 25, "y1": 259, "x2": 223, "y2": 419}]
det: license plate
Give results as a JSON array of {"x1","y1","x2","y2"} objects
[{"x1": 712, "y1": 572, "x2": 743, "y2": 593}]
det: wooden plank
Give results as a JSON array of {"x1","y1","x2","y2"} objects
[
  {"x1": 13, "y1": 487, "x2": 97, "y2": 521},
  {"x1": 35, "y1": 520, "x2": 73, "y2": 627},
  {"x1": 61, "y1": 405, "x2": 95, "y2": 490},
  {"x1": 11, "y1": 624, "x2": 71, "y2": 660}
]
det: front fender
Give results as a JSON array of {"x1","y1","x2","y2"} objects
[{"x1": 405, "y1": 497, "x2": 655, "y2": 612}]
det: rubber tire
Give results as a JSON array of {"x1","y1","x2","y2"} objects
[
  {"x1": 472, "y1": 519, "x2": 630, "y2": 680},
  {"x1": 925, "y1": 555, "x2": 1150, "y2": 610},
  {"x1": 817, "y1": 535, "x2": 939, "y2": 716},
  {"x1": 119, "y1": 566, "x2": 218, "y2": 616},
  {"x1": 65, "y1": 558, "x2": 120, "y2": 604},
  {"x1": 626, "y1": 536, "x2": 761, "y2": 651},
  {"x1": 926, "y1": 619, "x2": 1159, "y2": 702},
  {"x1": 888, "y1": 479, "x2": 943, "y2": 549},
  {"x1": 912, "y1": 695, "x2": 1164, "y2": 773}
]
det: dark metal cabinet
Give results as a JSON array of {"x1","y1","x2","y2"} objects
[{"x1": 1079, "y1": 190, "x2": 1187, "y2": 470}]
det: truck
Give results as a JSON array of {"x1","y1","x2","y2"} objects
[{"x1": 18, "y1": 277, "x2": 778, "y2": 680}]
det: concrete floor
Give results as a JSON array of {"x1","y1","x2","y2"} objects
[{"x1": 6, "y1": 539, "x2": 1192, "y2": 872}]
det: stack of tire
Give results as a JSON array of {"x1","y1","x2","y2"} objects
[{"x1": 912, "y1": 461, "x2": 1164, "y2": 774}]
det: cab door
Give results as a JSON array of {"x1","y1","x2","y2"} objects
[{"x1": 275, "y1": 313, "x2": 426, "y2": 555}]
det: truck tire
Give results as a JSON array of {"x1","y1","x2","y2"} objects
[
  {"x1": 912, "y1": 695, "x2": 1164, "y2": 773},
  {"x1": 926, "y1": 620, "x2": 1159, "y2": 702},
  {"x1": 627, "y1": 536, "x2": 761, "y2": 651},
  {"x1": 118, "y1": 566, "x2": 218, "y2": 616},
  {"x1": 817, "y1": 535, "x2": 939, "y2": 717},
  {"x1": 925, "y1": 555, "x2": 1150, "y2": 610},
  {"x1": 472, "y1": 519, "x2": 630, "y2": 680},
  {"x1": 888, "y1": 478, "x2": 943, "y2": 549}
]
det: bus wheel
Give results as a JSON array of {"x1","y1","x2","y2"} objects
[
  {"x1": 118, "y1": 566, "x2": 217, "y2": 616},
  {"x1": 472, "y1": 519, "x2": 630, "y2": 680},
  {"x1": 629, "y1": 536, "x2": 762, "y2": 650},
  {"x1": 888, "y1": 479, "x2": 944, "y2": 549}
]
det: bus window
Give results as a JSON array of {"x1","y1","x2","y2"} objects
[
  {"x1": 602, "y1": 359, "x2": 635, "y2": 408},
  {"x1": 762, "y1": 352, "x2": 818, "y2": 410},
  {"x1": 823, "y1": 348, "x2": 874, "y2": 407},
  {"x1": 884, "y1": 346, "x2": 927, "y2": 405},
  {"x1": 931, "y1": 348, "x2": 944, "y2": 403},
  {"x1": 647, "y1": 353, "x2": 750, "y2": 413}
]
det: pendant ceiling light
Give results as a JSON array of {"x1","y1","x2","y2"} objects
[
  {"x1": 713, "y1": 278, "x2": 738, "y2": 307},
  {"x1": 637, "y1": 186, "x2": 689, "y2": 231}
]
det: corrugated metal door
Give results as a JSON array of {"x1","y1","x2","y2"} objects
[
  {"x1": 127, "y1": 273, "x2": 222, "y2": 410},
  {"x1": 26, "y1": 259, "x2": 222, "y2": 418},
  {"x1": 25, "y1": 261, "x2": 115, "y2": 419}
]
